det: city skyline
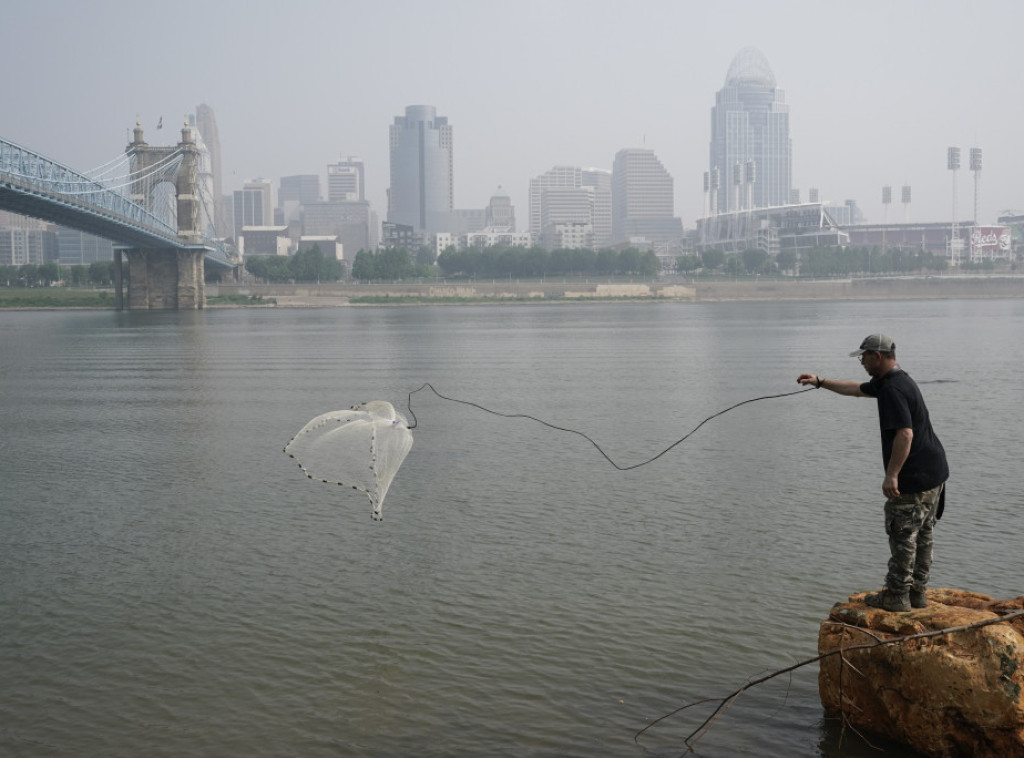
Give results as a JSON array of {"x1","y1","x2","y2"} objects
[{"x1": 2, "y1": 0, "x2": 1022, "y2": 234}]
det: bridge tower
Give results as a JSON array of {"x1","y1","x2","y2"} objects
[{"x1": 120, "y1": 121, "x2": 205, "y2": 309}]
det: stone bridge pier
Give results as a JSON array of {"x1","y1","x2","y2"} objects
[
  {"x1": 119, "y1": 248, "x2": 205, "y2": 309},
  {"x1": 121, "y1": 122, "x2": 205, "y2": 309}
]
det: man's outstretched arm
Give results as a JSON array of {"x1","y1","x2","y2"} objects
[{"x1": 797, "y1": 373, "x2": 866, "y2": 397}]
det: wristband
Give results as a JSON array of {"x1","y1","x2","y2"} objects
[{"x1": 816, "y1": 377, "x2": 824, "y2": 389}]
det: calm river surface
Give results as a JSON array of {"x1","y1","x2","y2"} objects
[{"x1": 1, "y1": 299, "x2": 1021, "y2": 757}]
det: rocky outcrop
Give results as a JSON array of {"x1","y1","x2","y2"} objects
[{"x1": 818, "y1": 589, "x2": 1024, "y2": 758}]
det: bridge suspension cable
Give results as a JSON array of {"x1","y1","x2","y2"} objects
[
  {"x1": 82, "y1": 151, "x2": 133, "y2": 180},
  {"x1": 2, "y1": 149, "x2": 185, "y2": 197}
]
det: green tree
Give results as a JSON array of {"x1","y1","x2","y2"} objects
[
  {"x1": 617, "y1": 248, "x2": 642, "y2": 274},
  {"x1": 548, "y1": 248, "x2": 573, "y2": 275},
  {"x1": 776, "y1": 250, "x2": 797, "y2": 273},
  {"x1": 637, "y1": 250, "x2": 661, "y2": 277},
  {"x1": 701, "y1": 249, "x2": 725, "y2": 270},
  {"x1": 595, "y1": 248, "x2": 618, "y2": 275},
  {"x1": 67, "y1": 265, "x2": 88, "y2": 286},
  {"x1": 570, "y1": 248, "x2": 596, "y2": 274},
  {"x1": 676, "y1": 254, "x2": 702, "y2": 272},
  {"x1": 18, "y1": 264, "x2": 40, "y2": 286},
  {"x1": 723, "y1": 254, "x2": 744, "y2": 276},
  {"x1": 415, "y1": 245, "x2": 436, "y2": 267},
  {"x1": 88, "y1": 261, "x2": 113, "y2": 286},
  {"x1": 38, "y1": 262, "x2": 62, "y2": 285},
  {"x1": 244, "y1": 255, "x2": 292, "y2": 282},
  {"x1": 289, "y1": 245, "x2": 342, "y2": 282},
  {"x1": 351, "y1": 250, "x2": 377, "y2": 280},
  {"x1": 742, "y1": 248, "x2": 768, "y2": 273},
  {"x1": 377, "y1": 247, "x2": 414, "y2": 280},
  {"x1": 522, "y1": 246, "x2": 549, "y2": 277}
]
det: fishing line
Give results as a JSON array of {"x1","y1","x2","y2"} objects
[{"x1": 406, "y1": 382, "x2": 816, "y2": 471}]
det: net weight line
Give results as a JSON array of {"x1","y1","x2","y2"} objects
[{"x1": 406, "y1": 382, "x2": 816, "y2": 471}]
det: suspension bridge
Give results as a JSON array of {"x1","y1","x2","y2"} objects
[{"x1": 0, "y1": 121, "x2": 237, "y2": 309}]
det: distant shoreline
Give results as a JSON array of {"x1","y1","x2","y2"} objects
[
  {"x1": 211, "y1": 275, "x2": 1024, "y2": 307},
  {"x1": 3, "y1": 275, "x2": 1022, "y2": 310}
]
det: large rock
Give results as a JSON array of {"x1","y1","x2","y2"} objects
[{"x1": 818, "y1": 589, "x2": 1024, "y2": 758}]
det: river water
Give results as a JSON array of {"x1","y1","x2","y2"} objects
[{"x1": 1, "y1": 299, "x2": 1021, "y2": 757}]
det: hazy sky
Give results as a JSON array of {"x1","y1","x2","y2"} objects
[{"x1": 5, "y1": 0, "x2": 1022, "y2": 230}]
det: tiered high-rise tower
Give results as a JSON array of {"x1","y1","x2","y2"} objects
[{"x1": 709, "y1": 48, "x2": 792, "y2": 214}]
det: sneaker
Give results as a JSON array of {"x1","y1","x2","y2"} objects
[
  {"x1": 910, "y1": 589, "x2": 928, "y2": 608},
  {"x1": 865, "y1": 589, "x2": 911, "y2": 612}
]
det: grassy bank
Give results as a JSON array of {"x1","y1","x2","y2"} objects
[
  {"x1": 0, "y1": 290, "x2": 277, "y2": 309},
  {"x1": 206, "y1": 293, "x2": 277, "y2": 306},
  {"x1": 0, "y1": 289, "x2": 115, "y2": 308},
  {"x1": 347, "y1": 294, "x2": 675, "y2": 305}
]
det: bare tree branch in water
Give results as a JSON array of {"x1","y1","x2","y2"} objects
[{"x1": 633, "y1": 607, "x2": 1024, "y2": 755}]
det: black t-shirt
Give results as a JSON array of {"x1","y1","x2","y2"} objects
[{"x1": 860, "y1": 368, "x2": 949, "y2": 493}]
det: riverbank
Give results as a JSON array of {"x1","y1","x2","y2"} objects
[
  {"x1": 4, "y1": 275, "x2": 1023, "y2": 309},
  {"x1": 210, "y1": 275, "x2": 1024, "y2": 306}
]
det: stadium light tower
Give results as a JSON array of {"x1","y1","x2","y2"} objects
[
  {"x1": 969, "y1": 148, "x2": 982, "y2": 263},
  {"x1": 948, "y1": 147, "x2": 961, "y2": 266},
  {"x1": 901, "y1": 185, "x2": 911, "y2": 223},
  {"x1": 710, "y1": 167, "x2": 720, "y2": 216},
  {"x1": 733, "y1": 162, "x2": 742, "y2": 212},
  {"x1": 970, "y1": 148, "x2": 982, "y2": 225},
  {"x1": 745, "y1": 159, "x2": 756, "y2": 211},
  {"x1": 881, "y1": 185, "x2": 892, "y2": 272}
]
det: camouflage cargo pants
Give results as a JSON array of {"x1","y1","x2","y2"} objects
[{"x1": 883, "y1": 483, "x2": 944, "y2": 594}]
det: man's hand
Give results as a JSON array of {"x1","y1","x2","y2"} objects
[
  {"x1": 884, "y1": 428, "x2": 912, "y2": 499},
  {"x1": 883, "y1": 474, "x2": 900, "y2": 499},
  {"x1": 797, "y1": 373, "x2": 819, "y2": 387}
]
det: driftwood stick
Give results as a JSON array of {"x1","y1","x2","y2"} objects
[{"x1": 633, "y1": 608, "x2": 1024, "y2": 751}]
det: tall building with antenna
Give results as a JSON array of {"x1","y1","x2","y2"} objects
[{"x1": 709, "y1": 48, "x2": 792, "y2": 214}]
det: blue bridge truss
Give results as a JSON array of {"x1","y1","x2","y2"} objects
[{"x1": 0, "y1": 137, "x2": 233, "y2": 267}]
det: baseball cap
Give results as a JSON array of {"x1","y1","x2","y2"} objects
[{"x1": 849, "y1": 333, "x2": 896, "y2": 357}]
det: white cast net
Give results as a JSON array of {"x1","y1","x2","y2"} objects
[{"x1": 284, "y1": 401, "x2": 414, "y2": 521}]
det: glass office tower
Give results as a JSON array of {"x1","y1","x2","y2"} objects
[{"x1": 387, "y1": 105, "x2": 453, "y2": 233}]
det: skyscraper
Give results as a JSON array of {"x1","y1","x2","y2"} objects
[
  {"x1": 279, "y1": 175, "x2": 321, "y2": 207},
  {"x1": 233, "y1": 179, "x2": 273, "y2": 241},
  {"x1": 529, "y1": 166, "x2": 611, "y2": 248},
  {"x1": 485, "y1": 187, "x2": 515, "y2": 231},
  {"x1": 611, "y1": 148, "x2": 681, "y2": 246},
  {"x1": 278, "y1": 175, "x2": 320, "y2": 226},
  {"x1": 328, "y1": 157, "x2": 365, "y2": 202},
  {"x1": 709, "y1": 47, "x2": 792, "y2": 213},
  {"x1": 194, "y1": 104, "x2": 227, "y2": 238},
  {"x1": 387, "y1": 105, "x2": 453, "y2": 233}
]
